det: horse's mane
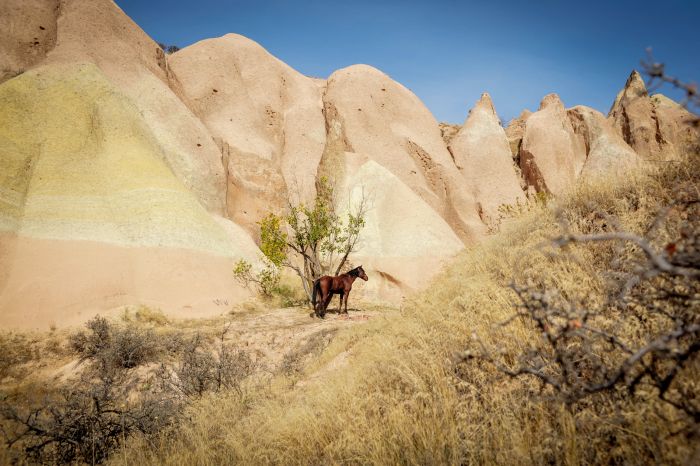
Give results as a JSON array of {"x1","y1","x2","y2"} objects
[{"x1": 347, "y1": 266, "x2": 361, "y2": 277}]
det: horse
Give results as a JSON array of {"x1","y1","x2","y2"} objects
[{"x1": 311, "y1": 265, "x2": 368, "y2": 318}]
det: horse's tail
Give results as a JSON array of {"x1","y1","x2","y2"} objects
[{"x1": 311, "y1": 279, "x2": 320, "y2": 309}]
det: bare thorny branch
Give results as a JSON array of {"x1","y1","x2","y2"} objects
[{"x1": 459, "y1": 181, "x2": 700, "y2": 428}]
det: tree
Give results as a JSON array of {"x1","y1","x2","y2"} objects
[{"x1": 237, "y1": 178, "x2": 368, "y2": 305}]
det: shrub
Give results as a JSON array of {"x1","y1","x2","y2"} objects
[
  {"x1": 158, "y1": 325, "x2": 256, "y2": 398},
  {"x1": 1, "y1": 318, "x2": 258, "y2": 464},
  {"x1": 0, "y1": 333, "x2": 39, "y2": 381},
  {"x1": 3, "y1": 320, "x2": 172, "y2": 464},
  {"x1": 122, "y1": 305, "x2": 170, "y2": 326},
  {"x1": 70, "y1": 315, "x2": 158, "y2": 371},
  {"x1": 233, "y1": 258, "x2": 280, "y2": 297},
  {"x1": 0, "y1": 375, "x2": 179, "y2": 464},
  {"x1": 460, "y1": 154, "x2": 700, "y2": 458}
]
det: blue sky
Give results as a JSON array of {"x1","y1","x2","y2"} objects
[{"x1": 116, "y1": 0, "x2": 700, "y2": 123}]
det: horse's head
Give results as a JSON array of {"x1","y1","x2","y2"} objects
[{"x1": 357, "y1": 265, "x2": 368, "y2": 281}]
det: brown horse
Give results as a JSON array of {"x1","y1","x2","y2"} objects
[{"x1": 312, "y1": 266, "x2": 368, "y2": 318}]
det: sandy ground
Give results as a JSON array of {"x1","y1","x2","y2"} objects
[{"x1": 0, "y1": 233, "x2": 252, "y2": 330}]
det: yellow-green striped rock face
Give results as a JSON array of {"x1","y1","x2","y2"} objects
[{"x1": 0, "y1": 64, "x2": 234, "y2": 256}]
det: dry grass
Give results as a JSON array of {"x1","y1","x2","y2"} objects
[
  {"x1": 121, "y1": 305, "x2": 171, "y2": 326},
  {"x1": 110, "y1": 153, "x2": 698, "y2": 466},
  {"x1": 0, "y1": 329, "x2": 71, "y2": 385}
]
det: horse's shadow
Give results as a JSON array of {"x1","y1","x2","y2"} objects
[
  {"x1": 308, "y1": 307, "x2": 363, "y2": 318},
  {"x1": 329, "y1": 307, "x2": 362, "y2": 314}
]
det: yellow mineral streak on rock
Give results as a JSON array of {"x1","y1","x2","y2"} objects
[{"x1": 0, "y1": 64, "x2": 234, "y2": 256}]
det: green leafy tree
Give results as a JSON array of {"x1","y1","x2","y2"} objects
[{"x1": 236, "y1": 178, "x2": 368, "y2": 304}]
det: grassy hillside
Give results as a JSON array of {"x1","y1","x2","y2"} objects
[{"x1": 113, "y1": 151, "x2": 698, "y2": 465}]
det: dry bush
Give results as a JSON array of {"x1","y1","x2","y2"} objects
[
  {"x1": 462, "y1": 180, "x2": 698, "y2": 413},
  {"x1": 70, "y1": 315, "x2": 159, "y2": 371},
  {"x1": 0, "y1": 374, "x2": 179, "y2": 465},
  {"x1": 157, "y1": 324, "x2": 256, "y2": 399},
  {"x1": 121, "y1": 306, "x2": 170, "y2": 326},
  {"x1": 1, "y1": 318, "x2": 258, "y2": 464},
  {"x1": 0, "y1": 333, "x2": 39, "y2": 381},
  {"x1": 0, "y1": 317, "x2": 174, "y2": 463}
]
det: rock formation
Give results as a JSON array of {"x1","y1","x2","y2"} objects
[
  {"x1": 0, "y1": 0, "x2": 696, "y2": 328},
  {"x1": 168, "y1": 33, "x2": 326, "y2": 236},
  {"x1": 519, "y1": 94, "x2": 587, "y2": 195},
  {"x1": 0, "y1": 64, "x2": 258, "y2": 327},
  {"x1": 339, "y1": 156, "x2": 464, "y2": 302},
  {"x1": 568, "y1": 105, "x2": 638, "y2": 178},
  {"x1": 650, "y1": 94, "x2": 699, "y2": 158},
  {"x1": 505, "y1": 110, "x2": 532, "y2": 160},
  {"x1": 0, "y1": 0, "x2": 59, "y2": 83},
  {"x1": 37, "y1": 0, "x2": 226, "y2": 213},
  {"x1": 608, "y1": 70, "x2": 698, "y2": 159},
  {"x1": 608, "y1": 70, "x2": 664, "y2": 158},
  {"x1": 517, "y1": 92, "x2": 646, "y2": 196},
  {"x1": 449, "y1": 93, "x2": 525, "y2": 222},
  {"x1": 322, "y1": 64, "x2": 486, "y2": 243}
]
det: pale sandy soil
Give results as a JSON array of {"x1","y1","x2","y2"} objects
[{"x1": 222, "y1": 305, "x2": 381, "y2": 371}]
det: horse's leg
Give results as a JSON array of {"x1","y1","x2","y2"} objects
[
  {"x1": 344, "y1": 291, "x2": 350, "y2": 314},
  {"x1": 316, "y1": 294, "x2": 325, "y2": 318},
  {"x1": 338, "y1": 293, "x2": 344, "y2": 313},
  {"x1": 314, "y1": 287, "x2": 323, "y2": 318},
  {"x1": 321, "y1": 292, "x2": 332, "y2": 318},
  {"x1": 316, "y1": 282, "x2": 328, "y2": 318}
]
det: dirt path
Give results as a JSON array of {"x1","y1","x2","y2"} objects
[{"x1": 223, "y1": 306, "x2": 380, "y2": 372}]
